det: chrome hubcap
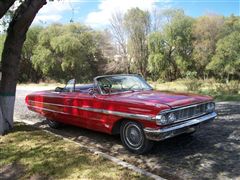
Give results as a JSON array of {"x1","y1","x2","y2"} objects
[{"x1": 124, "y1": 123, "x2": 143, "y2": 150}]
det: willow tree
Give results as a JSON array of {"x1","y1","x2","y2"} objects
[
  {"x1": 148, "y1": 9, "x2": 194, "y2": 81},
  {"x1": 31, "y1": 23, "x2": 107, "y2": 83},
  {"x1": 192, "y1": 15, "x2": 224, "y2": 78},
  {"x1": 124, "y1": 8, "x2": 150, "y2": 78},
  {"x1": 207, "y1": 31, "x2": 240, "y2": 81},
  {"x1": 0, "y1": 0, "x2": 47, "y2": 135}
]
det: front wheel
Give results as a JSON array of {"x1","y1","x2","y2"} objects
[
  {"x1": 120, "y1": 121, "x2": 153, "y2": 154},
  {"x1": 46, "y1": 119, "x2": 62, "y2": 129}
]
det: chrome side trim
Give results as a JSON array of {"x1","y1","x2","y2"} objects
[
  {"x1": 29, "y1": 105, "x2": 71, "y2": 116},
  {"x1": 144, "y1": 112, "x2": 217, "y2": 141},
  {"x1": 28, "y1": 100, "x2": 153, "y2": 121}
]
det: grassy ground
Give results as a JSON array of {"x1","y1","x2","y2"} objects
[
  {"x1": 0, "y1": 123, "x2": 148, "y2": 180},
  {"x1": 150, "y1": 79, "x2": 240, "y2": 101}
]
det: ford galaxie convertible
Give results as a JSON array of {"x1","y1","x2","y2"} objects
[{"x1": 26, "y1": 74, "x2": 217, "y2": 154}]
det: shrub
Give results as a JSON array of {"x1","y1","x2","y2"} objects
[
  {"x1": 183, "y1": 79, "x2": 202, "y2": 91},
  {"x1": 215, "y1": 80, "x2": 240, "y2": 94}
]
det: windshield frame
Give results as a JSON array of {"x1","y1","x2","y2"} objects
[{"x1": 94, "y1": 74, "x2": 153, "y2": 95}]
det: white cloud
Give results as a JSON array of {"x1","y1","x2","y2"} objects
[
  {"x1": 34, "y1": 15, "x2": 62, "y2": 24},
  {"x1": 39, "y1": 1, "x2": 72, "y2": 14},
  {"x1": 85, "y1": 0, "x2": 156, "y2": 28},
  {"x1": 34, "y1": 0, "x2": 73, "y2": 24}
]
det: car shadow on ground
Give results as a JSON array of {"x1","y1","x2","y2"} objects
[{"x1": 19, "y1": 103, "x2": 240, "y2": 180}]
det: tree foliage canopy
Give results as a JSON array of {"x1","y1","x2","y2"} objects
[
  {"x1": 31, "y1": 23, "x2": 107, "y2": 83},
  {"x1": 207, "y1": 31, "x2": 240, "y2": 79},
  {"x1": 1, "y1": 7, "x2": 239, "y2": 83},
  {"x1": 124, "y1": 8, "x2": 150, "y2": 77},
  {"x1": 148, "y1": 9, "x2": 194, "y2": 81},
  {"x1": 192, "y1": 15, "x2": 224, "y2": 77}
]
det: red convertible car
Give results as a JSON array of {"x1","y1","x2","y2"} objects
[{"x1": 26, "y1": 74, "x2": 217, "y2": 154}]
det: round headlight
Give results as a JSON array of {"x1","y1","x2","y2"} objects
[
  {"x1": 155, "y1": 115, "x2": 168, "y2": 125},
  {"x1": 167, "y1": 112, "x2": 176, "y2": 123},
  {"x1": 207, "y1": 102, "x2": 215, "y2": 112}
]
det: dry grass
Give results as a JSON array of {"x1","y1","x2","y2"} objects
[
  {"x1": 0, "y1": 123, "x2": 148, "y2": 180},
  {"x1": 150, "y1": 79, "x2": 240, "y2": 101}
]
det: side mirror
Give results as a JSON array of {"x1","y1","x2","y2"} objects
[{"x1": 55, "y1": 87, "x2": 63, "y2": 92}]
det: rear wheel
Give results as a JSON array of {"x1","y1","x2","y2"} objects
[
  {"x1": 120, "y1": 121, "x2": 153, "y2": 154},
  {"x1": 46, "y1": 119, "x2": 62, "y2": 129}
]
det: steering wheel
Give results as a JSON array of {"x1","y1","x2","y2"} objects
[{"x1": 101, "y1": 84, "x2": 112, "y2": 94}]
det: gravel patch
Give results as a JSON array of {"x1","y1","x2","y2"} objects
[{"x1": 14, "y1": 88, "x2": 240, "y2": 180}]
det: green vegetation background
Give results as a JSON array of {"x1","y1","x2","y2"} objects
[{"x1": 0, "y1": 9, "x2": 239, "y2": 98}]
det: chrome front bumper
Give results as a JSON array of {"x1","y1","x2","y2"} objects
[{"x1": 144, "y1": 112, "x2": 217, "y2": 141}]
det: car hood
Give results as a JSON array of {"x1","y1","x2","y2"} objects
[{"x1": 107, "y1": 90, "x2": 213, "y2": 108}]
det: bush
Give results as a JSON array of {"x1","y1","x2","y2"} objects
[
  {"x1": 183, "y1": 79, "x2": 202, "y2": 91},
  {"x1": 215, "y1": 80, "x2": 240, "y2": 94}
]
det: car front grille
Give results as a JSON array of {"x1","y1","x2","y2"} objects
[
  {"x1": 174, "y1": 103, "x2": 208, "y2": 121},
  {"x1": 156, "y1": 102, "x2": 215, "y2": 125}
]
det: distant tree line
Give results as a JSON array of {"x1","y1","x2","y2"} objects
[
  {"x1": 110, "y1": 8, "x2": 240, "y2": 82},
  {"x1": 0, "y1": 8, "x2": 239, "y2": 83}
]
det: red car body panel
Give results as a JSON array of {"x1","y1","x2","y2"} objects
[{"x1": 26, "y1": 88, "x2": 213, "y2": 134}]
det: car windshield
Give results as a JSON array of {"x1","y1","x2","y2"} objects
[{"x1": 96, "y1": 75, "x2": 152, "y2": 94}]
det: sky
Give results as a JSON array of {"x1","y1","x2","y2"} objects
[{"x1": 34, "y1": 0, "x2": 240, "y2": 29}]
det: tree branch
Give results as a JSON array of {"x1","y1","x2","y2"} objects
[
  {"x1": 0, "y1": 0, "x2": 16, "y2": 19},
  {"x1": 8, "y1": 0, "x2": 47, "y2": 37},
  {"x1": 0, "y1": 0, "x2": 47, "y2": 94}
]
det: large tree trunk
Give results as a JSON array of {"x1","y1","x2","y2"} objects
[
  {"x1": 0, "y1": 0, "x2": 16, "y2": 135},
  {"x1": 0, "y1": 0, "x2": 16, "y2": 19},
  {"x1": 0, "y1": 0, "x2": 46, "y2": 135},
  {"x1": 0, "y1": 106, "x2": 3, "y2": 134},
  {"x1": 0, "y1": 96, "x2": 15, "y2": 134}
]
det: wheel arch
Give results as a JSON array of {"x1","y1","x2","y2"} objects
[{"x1": 111, "y1": 118, "x2": 142, "y2": 135}]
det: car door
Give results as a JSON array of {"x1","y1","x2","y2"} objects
[
  {"x1": 60, "y1": 91, "x2": 89, "y2": 127},
  {"x1": 59, "y1": 90, "x2": 107, "y2": 131},
  {"x1": 51, "y1": 79, "x2": 88, "y2": 127},
  {"x1": 76, "y1": 92, "x2": 109, "y2": 133}
]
